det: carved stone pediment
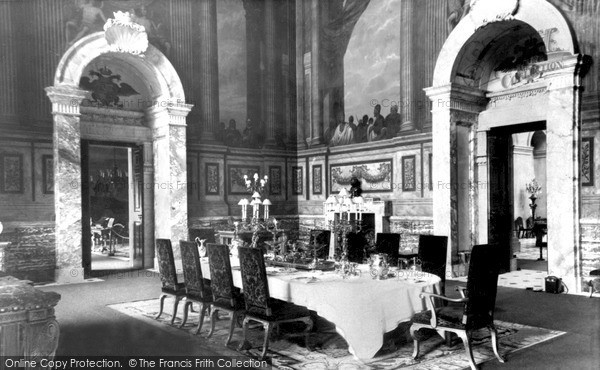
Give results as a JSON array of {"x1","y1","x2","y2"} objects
[
  {"x1": 104, "y1": 11, "x2": 149, "y2": 56},
  {"x1": 469, "y1": 0, "x2": 519, "y2": 27}
]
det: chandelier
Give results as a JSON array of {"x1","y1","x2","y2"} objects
[{"x1": 90, "y1": 148, "x2": 127, "y2": 197}]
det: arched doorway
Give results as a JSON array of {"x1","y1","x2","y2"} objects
[
  {"x1": 426, "y1": 0, "x2": 589, "y2": 293},
  {"x1": 46, "y1": 29, "x2": 192, "y2": 282}
]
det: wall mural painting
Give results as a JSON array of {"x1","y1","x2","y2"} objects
[
  {"x1": 42, "y1": 155, "x2": 54, "y2": 195},
  {"x1": 65, "y1": 1, "x2": 171, "y2": 54},
  {"x1": 269, "y1": 166, "x2": 282, "y2": 196},
  {"x1": 0, "y1": 153, "x2": 24, "y2": 194},
  {"x1": 581, "y1": 137, "x2": 594, "y2": 186},
  {"x1": 312, "y1": 165, "x2": 323, "y2": 195},
  {"x1": 402, "y1": 155, "x2": 416, "y2": 191},
  {"x1": 330, "y1": 160, "x2": 392, "y2": 193},
  {"x1": 344, "y1": 0, "x2": 400, "y2": 124},
  {"x1": 217, "y1": 0, "x2": 247, "y2": 143},
  {"x1": 205, "y1": 163, "x2": 220, "y2": 195},
  {"x1": 292, "y1": 166, "x2": 303, "y2": 195},
  {"x1": 228, "y1": 165, "x2": 260, "y2": 195}
]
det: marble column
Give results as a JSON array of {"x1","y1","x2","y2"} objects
[
  {"x1": 146, "y1": 102, "x2": 193, "y2": 260},
  {"x1": 263, "y1": 0, "x2": 277, "y2": 146},
  {"x1": 399, "y1": 0, "x2": 415, "y2": 132},
  {"x1": 310, "y1": 0, "x2": 322, "y2": 146},
  {"x1": 295, "y1": 0, "x2": 307, "y2": 148},
  {"x1": 45, "y1": 85, "x2": 87, "y2": 283},
  {"x1": 198, "y1": 0, "x2": 219, "y2": 142},
  {"x1": 545, "y1": 59, "x2": 584, "y2": 293}
]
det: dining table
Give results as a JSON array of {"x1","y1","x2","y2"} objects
[{"x1": 199, "y1": 258, "x2": 441, "y2": 360}]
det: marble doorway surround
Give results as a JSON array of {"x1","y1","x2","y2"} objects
[
  {"x1": 46, "y1": 32, "x2": 192, "y2": 283},
  {"x1": 425, "y1": 0, "x2": 589, "y2": 293}
]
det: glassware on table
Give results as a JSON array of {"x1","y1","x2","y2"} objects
[{"x1": 409, "y1": 257, "x2": 422, "y2": 272}]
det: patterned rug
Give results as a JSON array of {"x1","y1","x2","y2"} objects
[{"x1": 108, "y1": 297, "x2": 565, "y2": 370}]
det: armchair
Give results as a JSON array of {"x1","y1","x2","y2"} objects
[
  {"x1": 374, "y1": 233, "x2": 401, "y2": 263},
  {"x1": 410, "y1": 244, "x2": 505, "y2": 370}
]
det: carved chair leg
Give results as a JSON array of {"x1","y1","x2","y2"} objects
[
  {"x1": 226, "y1": 311, "x2": 237, "y2": 346},
  {"x1": 179, "y1": 300, "x2": 192, "y2": 328},
  {"x1": 237, "y1": 317, "x2": 253, "y2": 351},
  {"x1": 170, "y1": 296, "x2": 183, "y2": 325},
  {"x1": 409, "y1": 324, "x2": 420, "y2": 359},
  {"x1": 457, "y1": 331, "x2": 478, "y2": 370},
  {"x1": 260, "y1": 322, "x2": 273, "y2": 360},
  {"x1": 489, "y1": 325, "x2": 506, "y2": 363},
  {"x1": 194, "y1": 302, "x2": 208, "y2": 335},
  {"x1": 155, "y1": 294, "x2": 167, "y2": 319},
  {"x1": 207, "y1": 306, "x2": 219, "y2": 337}
]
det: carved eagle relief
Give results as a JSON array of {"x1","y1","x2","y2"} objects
[{"x1": 79, "y1": 66, "x2": 139, "y2": 108}]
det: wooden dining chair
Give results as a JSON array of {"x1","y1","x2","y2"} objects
[
  {"x1": 237, "y1": 246, "x2": 313, "y2": 360},
  {"x1": 375, "y1": 232, "x2": 401, "y2": 264},
  {"x1": 410, "y1": 244, "x2": 505, "y2": 370},
  {"x1": 179, "y1": 240, "x2": 213, "y2": 334},
  {"x1": 155, "y1": 239, "x2": 186, "y2": 325},
  {"x1": 206, "y1": 243, "x2": 245, "y2": 346},
  {"x1": 418, "y1": 235, "x2": 448, "y2": 295}
]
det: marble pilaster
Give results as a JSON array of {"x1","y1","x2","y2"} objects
[
  {"x1": 545, "y1": 64, "x2": 584, "y2": 292},
  {"x1": 142, "y1": 142, "x2": 155, "y2": 268},
  {"x1": 310, "y1": 0, "x2": 322, "y2": 146},
  {"x1": 45, "y1": 85, "x2": 87, "y2": 283},
  {"x1": 263, "y1": 0, "x2": 277, "y2": 146},
  {"x1": 243, "y1": 0, "x2": 263, "y2": 127},
  {"x1": 399, "y1": 0, "x2": 415, "y2": 132},
  {"x1": 426, "y1": 85, "x2": 485, "y2": 277},
  {"x1": 198, "y1": 0, "x2": 219, "y2": 142},
  {"x1": 295, "y1": 0, "x2": 307, "y2": 148},
  {"x1": 147, "y1": 103, "x2": 193, "y2": 259}
]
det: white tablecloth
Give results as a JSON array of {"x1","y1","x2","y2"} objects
[{"x1": 200, "y1": 259, "x2": 440, "y2": 360}]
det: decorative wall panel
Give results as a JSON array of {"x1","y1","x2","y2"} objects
[{"x1": 330, "y1": 160, "x2": 392, "y2": 193}]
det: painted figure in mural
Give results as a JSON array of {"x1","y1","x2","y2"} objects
[
  {"x1": 133, "y1": 5, "x2": 172, "y2": 55},
  {"x1": 384, "y1": 104, "x2": 402, "y2": 137},
  {"x1": 242, "y1": 119, "x2": 260, "y2": 148},
  {"x1": 372, "y1": 104, "x2": 385, "y2": 128},
  {"x1": 66, "y1": 0, "x2": 107, "y2": 46},
  {"x1": 447, "y1": 0, "x2": 472, "y2": 33},
  {"x1": 324, "y1": 118, "x2": 338, "y2": 145},
  {"x1": 329, "y1": 114, "x2": 356, "y2": 147},
  {"x1": 367, "y1": 117, "x2": 389, "y2": 142},
  {"x1": 225, "y1": 119, "x2": 242, "y2": 147},
  {"x1": 354, "y1": 115, "x2": 369, "y2": 144}
]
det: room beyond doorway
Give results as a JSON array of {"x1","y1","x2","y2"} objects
[
  {"x1": 82, "y1": 142, "x2": 144, "y2": 274},
  {"x1": 487, "y1": 122, "x2": 548, "y2": 274}
]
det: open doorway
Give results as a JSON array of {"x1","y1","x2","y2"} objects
[
  {"x1": 487, "y1": 122, "x2": 548, "y2": 273},
  {"x1": 512, "y1": 129, "x2": 548, "y2": 272},
  {"x1": 82, "y1": 141, "x2": 144, "y2": 274}
]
